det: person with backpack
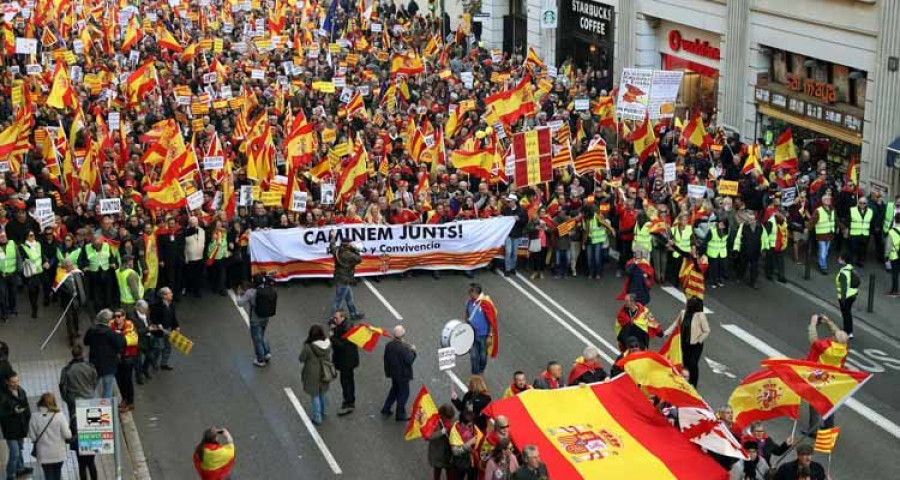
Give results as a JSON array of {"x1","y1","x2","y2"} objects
[
  {"x1": 236, "y1": 275, "x2": 277, "y2": 367},
  {"x1": 835, "y1": 261, "x2": 860, "y2": 338},
  {"x1": 298, "y1": 324, "x2": 334, "y2": 425}
]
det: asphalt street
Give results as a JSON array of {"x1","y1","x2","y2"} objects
[{"x1": 114, "y1": 266, "x2": 900, "y2": 479}]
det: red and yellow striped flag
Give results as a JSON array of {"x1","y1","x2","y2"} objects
[
  {"x1": 405, "y1": 386, "x2": 440, "y2": 441},
  {"x1": 760, "y1": 358, "x2": 873, "y2": 418},
  {"x1": 814, "y1": 426, "x2": 841, "y2": 454},
  {"x1": 557, "y1": 219, "x2": 576, "y2": 237},
  {"x1": 342, "y1": 324, "x2": 389, "y2": 352},
  {"x1": 573, "y1": 140, "x2": 608, "y2": 174},
  {"x1": 483, "y1": 375, "x2": 728, "y2": 479},
  {"x1": 616, "y1": 351, "x2": 708, "y2": 409},
  {"x1": 658, "y1": 320, "x2": 682, "y2": 369},
  {"x1": 728, "y1": 368, "x2": 801, "y2": 431}
]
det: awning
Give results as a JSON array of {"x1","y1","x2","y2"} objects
[
  {"x1": 886, "y1": 136, "x2": 900, "y2": 168},
  {"x1": 757, "y1": 104, "x2": 863, "y2": 146}
]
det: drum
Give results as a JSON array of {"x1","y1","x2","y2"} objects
[{"x1": 441, "y1": 319, "x2": 475, "y2": 356}]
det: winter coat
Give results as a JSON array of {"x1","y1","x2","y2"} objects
[
  {"x1": 83, "y1": 324, "x2": 125, "y2": 376},
  {"x1": 427, "y1": 422, "x2": 453, "y2": 469},
  {"x1": 299, "y1": 339, "x2": 333, "y2": 396},
  {"x1": 383, "y1": 339, "x2": 416, "y2": 381},
  {"x1": 329, "y1": 319, "x2": 360, "y2": 371},
  {"x1": 0, "y1": 386, "x2": 31, "y2": 439},
  {"x1": 28, "y1": 409, "x2": 72, "y2": 465},
  {"x1": 58, "y1": 359, "x2": 98, "y2": 406},
  {"x1": 333, "y1": 244, "x2": 361, "y2": 285}
]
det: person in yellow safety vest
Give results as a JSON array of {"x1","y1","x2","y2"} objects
[
  {"x1": 764, "y1": 210, "x2": 789, "y2": 283},
  {"x1": 848, "y1": 197, "x2": 872, "y2": 267},
  {"x1": 20, "y1": 231, "x2": 49, "y2": 319},
  {"x1": 807, "y1": 195, "x2": 836, "y2": 275},
  {"x1": 883, "y1": 195, "x2": 899, "y2": 233},
  {"x1": 886, "y1": 212, "x2": 900, "y2": 297},
  {"x1": 806, "y1": 314, "x2": 849, "y2": 431},
  {"x1": 0, "y1": 230, "x2": 20, "y2": 322},
  {"x1": 733, "y1": 214, "x2": 769, "y2": 289},
  {"x1": 633, "y1": 213, "x2": 653, "y2": 260},
  {"x1": 116, "y1": 255, "x2": 144, "y2": 318},
  {"x1": 84, "y1": 236, "x2": 118, "y2": 312},
  {"x1": 671, "y1": 212, "x2": 693, "y2": 267},
  {"x1": 705, "y1": 220, "x2": 729, "y2": 288},
  {"x1": 835, "y1": 263, "x2": 859, "y2": 338},
  {"x1": 206, "y1": 221, "x2": 229, "y2": 296},
  {"x1": 582, "y1": 207, "x2": 613, "y2": 279}
]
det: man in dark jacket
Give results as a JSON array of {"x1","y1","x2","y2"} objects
[
  {"x1": 735, "y1": 214, "x2": 767, "y2": 289},
  {"x1": 149, "y1": 287, "x2": 179, "y2": 370},
  {"x1": 59, "y1": 344, "x2": 99, "y2": 415},
  {"x1": 329, "y1": 309, "x2": 360, "y2": 416},
  {"x1": 157, "y1": 217, "x2": 185, "y2": 301},
  {"x1": 774, "y1": 444, "x2": 826, "y2": 480},
  {"x1": 0, "y1": 372, "x2": 33, "y2": 478},
  {"x1": 83, "y1": 309, "x2": 125, "y2": 398},
  {"x1": 329, "y1": 232, "x2": 364, "y2": 319},
  {"x1": 500, "y1": 194, "x2": 529, "y2": 276},
  {"x1": 381, "y1": 325, "x2": 416, "y2": 422}
]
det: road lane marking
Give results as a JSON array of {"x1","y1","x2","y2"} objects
[
  {"x1": 495, "y1": 273, "x2": 614, "y2": 364},
  {"x1": 704, "y1": 357, "x2": 736, "y2": 379},
  {"x1": 363, "y1": 279, "x2": 404, "y2": 321},
  {"x1": 513, "y1": 275, "x2": 620, "y2": 358},
  {"x1": 227, "y1": 290, "x2": 250, "y2": 327},
  {"x1": 661, "y1": 285, "x2": 713, "y2": 314},
  {"x1": 284, "y1": 387, "x2": 343, "y2": 475},
  {"x1": 722, "y1": 323, "x2": 900, "y2": 440}
]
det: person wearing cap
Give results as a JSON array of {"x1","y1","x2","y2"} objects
[
  {"x1": 116, "y1": 255, "x2": 144, "y2": 319},
  {"x1": 500, "y1": 193, "x2": 528, "y2": 276},
  {"x1": 773, "y1": 444, "x2": 826, "y2": 480},
  {"x1": 729, "y1": 440, "x2": 770, "y2": 480}
]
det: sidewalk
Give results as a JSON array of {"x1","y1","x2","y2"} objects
[
  {"x1": 784, "y1": 248, "x2": 900, "y2": 342},
  {"x1": 1, "y1": 300, "x2": 140, "y2": 480}
]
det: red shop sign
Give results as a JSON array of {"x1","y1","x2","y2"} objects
[{"x1": 668, "y1": 29, "x2": 721, "y2": 61}]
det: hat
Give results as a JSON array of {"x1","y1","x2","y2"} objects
[
  {"x1": 507, "y1": 193, "x2": 518, "y2": 202},
  {"x1": 742, "y1": 441, "x2": 758, "y2": 451},
  {"x1": 796, "y1": 444, "x2": 814, "y2": 455}
]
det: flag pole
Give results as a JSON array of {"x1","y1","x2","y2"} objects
[
  {"x1": 790, "y1": 416, "x2": 798, "y2": 441},
  {"x1": 827, "y1": 453, "x2": 832, "y2": 478},
  {"x1": 41, "y1": 295, "x2": 76, "y2": 350}
]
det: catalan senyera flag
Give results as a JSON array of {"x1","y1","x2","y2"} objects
[
  {"x1": 728, "y1": 368, "x2": 801, "y2": 431},
  {"x1": 483, "y1": 375, "x2": 728, "y2": 479},
  {"x1": 760, "y1": 358, "x2": 873, "y2": 418},
  {"x1": 512, "y1": 128, "x2": 553, "y2": 186},
  {"x1": 658, "y1": 321, "x2": 683, "y2": 370},
  {"x1": 681, "y1": 112, "x2": 712, "y2": 148},
  {"x1": 552, "y1": 124, "x2": 573, "y2": 168},
  {"x1": 573, "y1": 139, "x2": 609, "y2": 174},
  {"x1": 773, "y1": 128, "x2": 798, "y2": 172},
  {"x1": 557, "y1": 219, "x2": 577, "y2": 237},
  {"x1": 617, "y1": 351, "x2": 708, "y2": 409},
  {"x1": 485, "y1": 75, "x2": 536, "y2": 127},
  {"x1": 390, "y1": 52, "x2": 425, "y2": 77},
  {"x1": 814, "y1": 426, "x2": 841, "y2": 454},
  {"x1": 632, "y1": 114, "x2": 658, "y2": 161},
  {"x1": 342, "y1": 323, "x2": 390, "y2": 352},
  {"x1": 405, "y1": 386, "x2": 440, "y2": 441}
]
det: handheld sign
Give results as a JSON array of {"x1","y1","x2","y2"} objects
[
  {"x1": 99, "y1": 198, "x2": 121, "y2": 215},
  {"x1": 438, "y1": 347, "x2": 456, "y2": 371}
]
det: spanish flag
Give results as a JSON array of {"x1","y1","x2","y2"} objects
[
  {"x1": 742, "y1": 142, "x2": 762, "y2": 175},
  {"x1": 342, "y1": 324, "x2": 389, "y2": 352},
  {"x1": 616, "y1": 351, "x2": 708, "y2": 409},
  {"x1": 156, "y1": 24, "x2": 184, "y2": 53},
  {"x1": 337, "y1": 137, "x2": 369, "y2": 201},
  {"x1": 485, "y1": 75, "x2": 536, "y2": 127},
  {"x1": 658, "y1": 320, "x2": 683, "y2": 369},
  {"x1": 524, "y1": 46, "x2": 546, "y2": 71},
  {"x1": 52, "y1": 268, "x2": 81, "y2": 292},
  {"x1": 46, "y1": 62, "x2": 78, "y2": 110},
  {"x1": 846, "y1": 156, "x2": 859, "y2": 184},
  {"x1": 593, "y1": 96, "x2": 616, "y2": 128},
  {"x1": 451, "y1": 148, "x2": 494, "y2": 181},
  {"x1": 144, "y1": 180, "x2": 187, "y2": 210},
  {"x1": 760, "y1": 358, "x2": 873, "y2": 418},
  {"x1": 728, "y1": 368, "x2": 801, "y2": 431},
  {"x1": 122, "y1": 16, "x2": 141, "y2": 52},
  {"x1": 681, "y1": 111, "x2": 712, "y2": 148},
  {"x1": 632, "y1": 113, "x2": 658, "y2": 161},
  {"x1": 814, "y1": 426, "x2": 841, "y2": 454},
  {"x1": 126, "y1": 60, "x2": 158, "y2": 105},
  {"x1": 773, "y1": 128, "x2": 798, "y2": 172},
  {"x1": 483, "y1": 375, "x2": 728, "y2": 479},
  {"x1": 390, "y1": 52, "x2": 425, "y2": 77},
  {"x1": 143, "y1": 229, "x2": 159, "y2": 290},
  {"x1": 193, "y1": 443, "x2": 235, "y2": 480},
  {"x1": 474, "y1": 294, "x2": 499, "y2": 358},
  {"x1": 405, "y1": 386, "x2": 440, "y2": 441}
]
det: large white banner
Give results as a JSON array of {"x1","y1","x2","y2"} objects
[{"x1": 249, "y1": 217, "x2": 516, "y2": 280}]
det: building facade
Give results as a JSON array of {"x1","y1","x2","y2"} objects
[{"x1": 478, "y1": 0, "x2": 900, "y2": 196}]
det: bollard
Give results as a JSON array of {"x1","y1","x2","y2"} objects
[{"x1": 867, "y1": 273, "x2": 876, "y2": 313}]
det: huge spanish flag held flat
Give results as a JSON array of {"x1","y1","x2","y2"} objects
[
  {"x1": 484, "y1": 376, "x2": 727, "y2": 479},
  {"x1": 617, "y1": 351, "x2": 708, "y2": 409},
  {"x1": 761, "y1": 358, "x2": 873, "y2": 418},
  {"x1": 728, "y1": 368, "x2": 801, "y2": 432}
]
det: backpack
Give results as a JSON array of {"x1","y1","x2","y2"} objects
[
  {"x1": 321, "y1": 358, "x2": 337, "y2": 384},
  {"x1": 254, "y1": 286, "x2": 278, "y2": 318},
  {"x1": 850, "y1": 270, "x2": 861, "y2": 289}
]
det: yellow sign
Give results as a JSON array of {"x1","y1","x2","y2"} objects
[
  {"x1": 321, "y1": 128, "x2": 337, "y2": 144},
  {"x1": 329, "y1": 43, "x2": 341, "y2": 53},
  {"x1": 313, "y1": 81, "x2": 335, "y2": 93},
  {"x1": 252, "y1": 185, "x2": 262, "y2": 200},
  {"x1": 718, "y1": 180, "x2": 739, "y2": 196},
  {"x1": 261, "y1": 191, "x2": 283, "y2": 207}
]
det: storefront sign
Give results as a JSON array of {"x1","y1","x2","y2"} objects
[
  {"x1": 786, "y1": 73, "x2": 836, "y2": 104},
  {"x1": 667, "y1": 28, "x2": 720, "y2": 61},
  {"x1": 540, "y1": 0, "x2": 558, "y2": 29},
  {"x1": 570, "y1": 0, "x2": 613, "y2": 37},
  {"x1": 755, "y1": 86, "x2": 864, "y2": 135}
]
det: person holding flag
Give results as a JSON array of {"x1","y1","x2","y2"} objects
[
  {"x1": 662, "y1": 297, "x2": 710, "y2": 387},
  {"x1": 328, "y1": 309, "x2": 360, "y2": 417},
  {"x1": 54, "y1": 259, "x2": 86, "y2": 347},
  {"x1": 464, "y1": 283, "x2": 499, "y2": 375}
]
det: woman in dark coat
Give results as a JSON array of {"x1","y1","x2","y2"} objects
[{"x1": 298, "y1": 324, "x2": 333, "y2": 425}]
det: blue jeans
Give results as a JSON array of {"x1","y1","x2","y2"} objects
[
  {"x1": 470, "y1": 336, "x2": 488, "y2": 375},
  {"x1": 586, "y1": 243, "x2": 607, "y2": 276},
  {"x1": 331, "y1": 284, "x2": 358, "y2": 316},
  {"x1": 99, "y1": 374, "x2": 116, "y2": 398},
  {"x1": 154, "y1": 336, "x2": 172, "y2": 367},
  {"x1": 818, "y1": 240, "x2": 831, "y2": 271},
  {"x1": 504, "y1": 237, "x2": 519, "y2": 272},
  {"x1": 250, "y1": 318, "x2": 271, "y2": 363},
  {"x1": 311, "y1": 393, "x2": 327, "y2": 424},
  {"x1": 381, "y1": 378, "x2": 411, "y2": 420},
  {"x1": 554, "y1": 249, "x2": 570, "y2": 277},
  {"x1": 6, "y1": 439, "x2": 24, "y2": 479}
]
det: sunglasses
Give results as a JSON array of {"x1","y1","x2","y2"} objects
[{"x1": 114, "y1": 313, "x2": 125, "y2": 318}]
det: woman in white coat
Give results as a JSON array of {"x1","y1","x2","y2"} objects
[{"x1": 28, "y1": 393, "x2": 72, "y2": 480}]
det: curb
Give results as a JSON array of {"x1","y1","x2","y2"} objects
[
  {"x1": 786, "y1": 275, "x2": 900, "y2": 344},
  {"x1": 121, "y1": 410, "x2": 152, "y2": 480}
]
